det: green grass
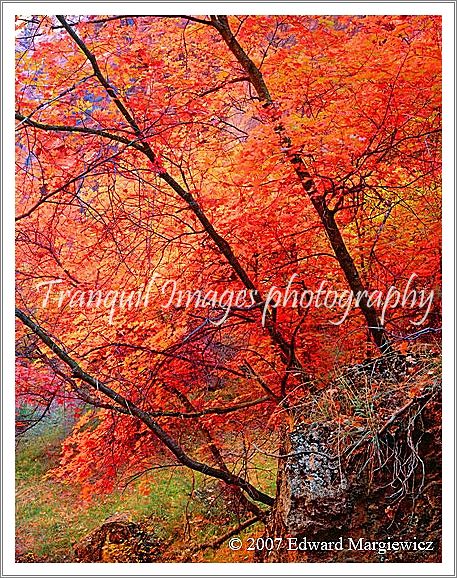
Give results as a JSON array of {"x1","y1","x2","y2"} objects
[
  {"x1": 16, "y1": 420, "x2": 275, "y2": 562},
  {"x1": 17, "y1": 429, "x2": 200, "y2": 560}
]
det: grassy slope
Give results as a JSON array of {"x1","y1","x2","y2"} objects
[{"x1": 16, "y1": 422, "x2": 274, "y2": 562}]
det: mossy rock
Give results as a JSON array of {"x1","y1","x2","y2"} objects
[{"x1": 74, "y1": 513, "x2": 162, "y2": 562}]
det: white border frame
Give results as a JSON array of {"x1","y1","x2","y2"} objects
[{"x1": 2, "y1": 2, "x2": 455, "y2": 576}]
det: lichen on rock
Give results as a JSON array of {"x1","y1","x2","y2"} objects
[{"x1": 276, "y1": 422, "x2": 354, "y2": 537}]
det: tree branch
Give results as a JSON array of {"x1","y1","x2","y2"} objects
[
  {"x1": 56, "y1": 16, "x2": 145, "y2": 138},
  {"x1": 15, "y1": 135, "x2": 143, "y2": 221},
  {"x1": 179, "y1": 515, "x2": 261, "y2": 561},
  {"x1": 150, "y1": 396, "x2": 272, "y2": 418},
  {"x1": 52, "y1": 16, "x2": 139, "y2": 29},
  {"x1": 210, "y1": 15, "x2": 391, "y2": 354},
  {"x1": 174, "y1": 15, "x2": 215, "y2": 26},
  {"x1": 210, "y1": 16, "x2": 271, "y2": 102},
  {"x1": 164, "y1": 385, "x2": 265, "y2": 518},
  {"x1": 16, "y1": 112, "x2": 143, "y2": 150},
  {"x1": 55, "y1": 14, "x2": 306, "y2": 379},
  {"x1": 15, "y1": 307, "x2": 274, "y2": 507}
]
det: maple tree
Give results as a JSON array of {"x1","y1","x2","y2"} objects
[{"x1": 15, "y1": 14, "x2": 441, "y2": 537}]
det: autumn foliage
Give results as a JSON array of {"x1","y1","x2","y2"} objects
[{"x1": 15, "y1": 15, "x2": 441, "y2": 515}]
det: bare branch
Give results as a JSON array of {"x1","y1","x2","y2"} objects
[
  {"x1": 150, "y1": 396, "x2": 272, "y2": 419},
  {"x1": 15, "y1": 112, "x2": 142, "y2": 149},
  {"x1": 179, "y1": 515, "x2": 262, "y2": 561}
]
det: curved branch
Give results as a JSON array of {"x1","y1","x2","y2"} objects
[
  {"x1": 52, "y1": 16, "x2": 139, "y2": 29},
  {"x1": 15, "y1": 112, "x2": 143, "y2": 150},
  {"x1": 15, "y1": 308, "x2": 274, "y2": 507},
  {"x1": 164, "y1": 385, "x2": 265, "y2": 518},
  {"x1": 150, "y1": 396, "x2": 272, "y2": 418}
]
